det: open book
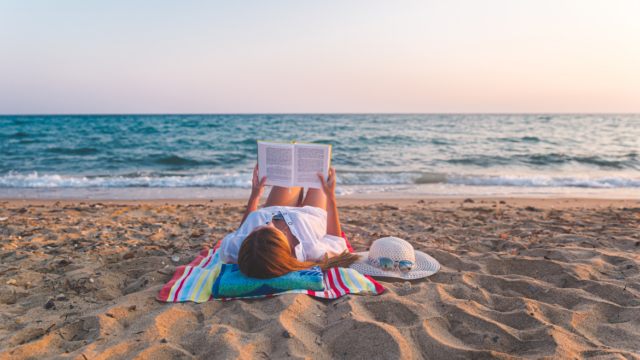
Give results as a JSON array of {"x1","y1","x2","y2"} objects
[{"x1": 257, "y1": 140, "x2": 332, "y2": 189}]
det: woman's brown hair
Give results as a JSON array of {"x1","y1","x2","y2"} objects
[{"x1": 237, "y1": 227, "x2": 361, "y2": 279}]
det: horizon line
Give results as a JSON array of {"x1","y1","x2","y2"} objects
[{"x1": 1, "y1": 112, "x2": 639, "y2": 117}]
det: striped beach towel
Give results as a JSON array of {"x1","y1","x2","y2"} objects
[{"x1": 157, "y1": 235, "x2": 385, "y2": 302}]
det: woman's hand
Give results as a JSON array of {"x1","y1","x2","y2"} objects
[
  {"x1": 240, "y1": 164, "x2": 267, "y2": 228},
  {"x1": 317, "y1": 167, "x2": 336, "y2": 199},
  {"x1": 251, "y1": 164, "x2": 268, "y2": 200},
  {"x1": 318, "y1": 167, "x2": 340, "y2": 236}
]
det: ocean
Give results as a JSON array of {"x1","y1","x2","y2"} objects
[{"x1": 1, "y1": 114, "x2": 639, "y2": 200}]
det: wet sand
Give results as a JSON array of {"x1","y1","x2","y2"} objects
[{"x1": 1, "y1": 197, "x2": 640, "y2": 359}]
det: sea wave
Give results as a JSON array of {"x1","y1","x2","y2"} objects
[
  {"x1": 1, "y1": 171, "x2": 639, "y2": 189},
  {"x1": 0, "y1": 172, "x2": 252, "y2": 188},
  {"x1": 446, "y1": 174, "x2": 640, "y2": 188},
  {"x1": 335, "y1": 171, "x2": 447, "y2": 185},
  {"x1": 338, "y1": 172, "x2": 640, "y2": 188}
]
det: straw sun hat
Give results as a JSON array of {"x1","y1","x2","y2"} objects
[{"x1": 349, "y1": 237, "x2": 440, "y2": 280}]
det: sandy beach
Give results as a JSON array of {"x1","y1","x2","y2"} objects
[{"x1": 1, "y1": 196, "x2": 639, "y2": 359}]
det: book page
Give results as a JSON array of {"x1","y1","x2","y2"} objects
[
  {"x1": 257, "y1": 141, "x2": 294, "y2": 188},
  {"x1": 293, "y1": 143, "x2": 331, "y2": 189}
]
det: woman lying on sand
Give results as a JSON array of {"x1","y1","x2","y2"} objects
[{"x1": 218, "y1": 165, "x2": 361, "y2": 279}]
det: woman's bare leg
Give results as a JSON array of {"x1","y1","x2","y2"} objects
[
  {"x1": 265, "y1": 186, "x2": 304, "y2": 207},
  {"x1": 300, "y1": 188, "x2": 327, "y2": 211}
]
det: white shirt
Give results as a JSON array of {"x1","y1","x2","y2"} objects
[{"x1": 218, "y1": 206, "x2": 347, "y2": 264}]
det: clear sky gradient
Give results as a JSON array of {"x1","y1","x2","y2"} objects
[{"x1": 1, "y1": 1, "x2": 639, "y2": 114}]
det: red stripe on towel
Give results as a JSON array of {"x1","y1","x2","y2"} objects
[
  {"x1": 330, "y1": 269, "x2": 346, "y2": 297},
  {"x1": 326, "y1": 268, "x2": 339, "y2": 298},
  {"x1": 330, "y1": 269, "x2": 348, "y2": 296},
  {"x1": 172, "y1": 267, "x2": 194, "y2": 302},
  {"x1": 199, "y1": 250, "x2": 215, "y2": 268}
]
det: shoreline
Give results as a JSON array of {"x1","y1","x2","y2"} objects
[
  {"x1": 2, "y1": 184, "x2": 640, "y2": 203},
  {"x1": 2, "y1": 196, "x2": 637, "y2": 210}
]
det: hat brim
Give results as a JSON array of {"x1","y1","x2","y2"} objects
[{"x1": 349, "y1": 250, "x2": 440, "y2": 280}]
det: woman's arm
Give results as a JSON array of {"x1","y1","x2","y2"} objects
[
  {"x1": 239, "y1": 164, "x2": 267, "y2": 228},
  {"x1": 317, "y1": 167, "x2": 341, "y2": 237}
]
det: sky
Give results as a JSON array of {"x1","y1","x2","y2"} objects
[{"x1": 1, "y1": 0, "x2": 639, "y2": 114}]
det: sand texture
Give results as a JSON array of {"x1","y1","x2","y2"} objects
[{"x1": 1, "y1": 198, "x2": 640, "y2": 359}]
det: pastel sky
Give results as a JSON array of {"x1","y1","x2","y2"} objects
[{"x1": 1, "y1": 0, "x2": 639, "y2": 114}]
